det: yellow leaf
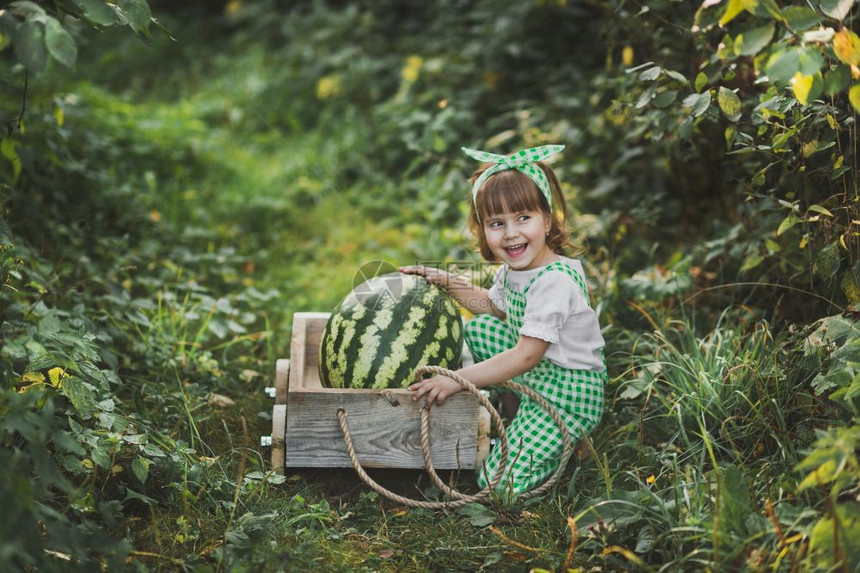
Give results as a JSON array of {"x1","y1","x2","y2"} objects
[
  {"x1": 833, "y1": 28, "x2": 860, "y2": 67},
  {"x1": 720, "y1": 0, "x2": 746, "y2": 26},
  {"x1": 54, "y1": 105, "x2": 64, "y2": 127},
  {"x1": 850, "y1": 84, "x2": 860, "y2": 114},
  {"x1": 315, "y1": 75, "x2": 342, "y2": 99},
  {"x1": 799, "y1": 459, "x2": 840, "y2": 489},
  {"x1": 224, "y1": 0, "x2": 241, "y2": 15},
  {"x1": 111, "y1": 464, "x2": 123, "y2": 475},
  {"x1": 82, "y1": 459, "x2": 94, "y2": 469},
  {"x1": 21, "y1": 372, "x2": 45, "y2": 384},
  {"x1": 622, "y1": 45, "x2": 634, "y2": 66},
  {"x1": 401, "y1": 55, "x2": 423, "y2": 83},
  {"x1": 802, "y1": 140, "x2": 819, "y2": 157},
  {"x1": 790, "y1": 71, "x2": 814, "y2": 105},
  {"x1": 48, "y1": 367, "x2": 65, "y2": 387},
  {"x1": 841, "y1": 272, "x2": 860, "y2": 304}
]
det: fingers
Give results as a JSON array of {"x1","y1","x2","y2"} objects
[
  {"x1": 409, "y1": 376, "x2": 446, "y2": 406},
  {"x1": 399, "y1": 265, "x2": 449, "y2": 286},
  {"x1": 399, "y1": 265, "x2": 434, "y2": 277}
]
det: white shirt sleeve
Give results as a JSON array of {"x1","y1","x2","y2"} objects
[
  {"x1": 487, "y1": 266, "x2": 506, "y2": 313},
  {"x1": 519, "y1": 271, "x2": 582, "y2": 343}
]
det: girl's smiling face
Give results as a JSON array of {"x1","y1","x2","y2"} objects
[{"x1": 483, "y1": 210, "x2": 556, "y2": 271}]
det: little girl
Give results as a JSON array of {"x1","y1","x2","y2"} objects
[{"x1": 400, "y1": 144, "x2": 606, "y2": 494}]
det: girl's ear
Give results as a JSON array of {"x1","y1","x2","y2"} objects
[{"x1": 544, "y1": 214, "x2": 552, "y2": 233}]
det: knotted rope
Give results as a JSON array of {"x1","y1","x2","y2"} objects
[{"x1": 336, "y1": 365, "x2": 574, "y2": 509}]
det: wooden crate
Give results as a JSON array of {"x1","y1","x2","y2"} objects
[{"x1": 271, "y1": 312, "x2": 491, "y2": 472}]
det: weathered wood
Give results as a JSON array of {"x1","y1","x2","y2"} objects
[
  {"x1": 288, "y1": 312, "x2": 328, "y2": 390},
  {"x1": 286, "y1": 388, "x2": 487, "y2": 469},
  {"x1": 275, "y1": 312, "x2": 491, "y2": 471},
  {"x1": 275, "y1": 359, "x2": 290, "y2": 404},
  {"x1": 271, "y1": 404, "x2": 286, "y2": 474}
]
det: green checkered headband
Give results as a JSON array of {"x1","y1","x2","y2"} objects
[{"x1": 462, "y1": 144, "x2": 565, "y2": 219}]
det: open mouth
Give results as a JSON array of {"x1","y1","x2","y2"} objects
[{"x1": 504, "y1": 243, "x2": 527, "y2": 257}]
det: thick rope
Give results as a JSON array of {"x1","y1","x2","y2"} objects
[{"x1": 336, "y1": 366, "x2": 576, "y2": 509}]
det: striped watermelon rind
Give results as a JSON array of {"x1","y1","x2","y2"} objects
[{"x1": 319, "y1": 273, "x2": 463, "y2": 389}]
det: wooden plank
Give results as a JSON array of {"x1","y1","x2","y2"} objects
[
  {"x1": 289, "y1": 312, "x2": 329, "y2": 390},
  {"x1": 271, "y1": 404, "x2": 286, "y2": 474},
  {"x1": 285, "y1": 388, "x2": 485, "y2": 470},
  {"x1": 275, "y1": 359, "x2": 290, "y2": 404}
]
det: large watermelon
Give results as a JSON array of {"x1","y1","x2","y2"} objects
[{"x1": 319, "y1": 272, "x2": 464, "y2": 389}]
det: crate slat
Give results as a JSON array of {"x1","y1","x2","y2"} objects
[{"x1": 285, "y1": 388, "x2": 488, "y2": 469}]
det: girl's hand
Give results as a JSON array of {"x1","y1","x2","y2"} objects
[
  {"x1": 398, "y1": 265, "x2": 455, "y2": 289},
  {"x1": 409, "y1": 373, "x2": 463, "y2": 406}
]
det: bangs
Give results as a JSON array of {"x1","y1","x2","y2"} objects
[{"x1": 476, "y1": 170, "x2": 547, "y2": 219}]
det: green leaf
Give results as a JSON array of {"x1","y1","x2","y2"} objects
[
  {"x1": 639, "y1": 66, "x2": 661, "y2": 81},
  {"x1": 695, "y1": 72, "x2": 708, "y2": 92},
  {"x1": 777, "y1": 213, "x2": 799, "y2": 235},
  {"x1": 652, "y1": 90, "x2": 677, "y2": 108},
  {"x1": 75, "y1": 0, "x2": 121, "y2": 26},
  {"x1": 44, "y1": 17, "x2": 76, "y2": 68},
  {"x1": 689, "y1": 92, "x2": 712, "y2": 117},
  {"x1": 850, "y1": 84, "x2": 860, "y2": 114},
  {"x1": 13, "y1": 19, "x2": 46, "y2": 73},
  {"x1": 741, "y1": 252, "x2": 765, "y2": 271},
  {"x1": 824, "y1": 65, "x2": 852, "y2": 95},
  {"x1": 765, "y1": 48, "x2": 825, "y2": 84},
  {"x1": 61, "y1": 377, "x2": 98, "y2": 419},
  {"x1": 457, "y1": 503, "x2": 496, "y2": 527},
  {"x1": 815, "y1": 241, "x2": 841, "y2": 280},
  {"x1": 718, "y1": 87, "x2": 742, "y2": 122},
  {"x1": 809, "y1": 503, "x2": 860, "y2": 566},
  {"x1": 735, "y1": 23, "x2": 775, "y2": 56},
  {"x1": 809, "y1": 204, "x2": 834, "y2": 217},
  {"x1": 664, "y1": 70, "x2": 689, "y2": 85},
  {"x1": 132, "y1": 457, "x2": 150, "y2": 484},
  {"x1": 91, "y1": 444, "x2": 111, "y2": 469},
  {"x1": 8, "y1": 1, "x2": 46, "y2": 18},
  {"x1": 819, "y1": 0, "x2": 855, "y2": 21},
  {"x1": 718, "y1": 466, "x2": 751, "y2": 535},
  {"x1": 751, "y1": 0, "x2": 784, "y2": 20},
  {"x1": 783, "y1": 6, "x2": 824, "y2": 30},
  {"x1": 117, "y1": 0, "x2": 152, "y2": 33}
]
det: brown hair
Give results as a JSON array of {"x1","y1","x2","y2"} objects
[{"x1": 467, "y1": 162, "x2": 580, "y2": 262}]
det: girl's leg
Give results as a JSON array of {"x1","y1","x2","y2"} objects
[{"x1": 477, "y1": 368, "x2": 606, "y2": 494}]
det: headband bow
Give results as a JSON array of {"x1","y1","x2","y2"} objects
[{"x1": 462, "y1": 144, "x2": 565, "y2": 218}]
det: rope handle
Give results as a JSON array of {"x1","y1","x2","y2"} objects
[{"x1": 336, "y1": 366, "x2": 576, "y2": 509}]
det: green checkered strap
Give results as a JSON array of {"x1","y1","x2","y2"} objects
[
  {"x1": 503, "y1": 261, "x2": 589, "y2": 311},
  {"x1": 524, "y1": 261, "x2": 589, "y2": 303},
  {"x1": 462, "y1": 145, "x2": 564, "y2": 218}
]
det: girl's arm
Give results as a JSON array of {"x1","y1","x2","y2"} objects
[
  {"x1": 409, "y1": 335, "x2": 550, "y2": 406},
  {"x1": 399, "y1": 265, "x2": 505, "y2": 318}
]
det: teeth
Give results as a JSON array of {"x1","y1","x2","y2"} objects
[{"x1": 505, "y1": 244, "x2": 526, "y2": 251}]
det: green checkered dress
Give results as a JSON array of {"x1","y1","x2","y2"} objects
[{"x1": 468, "y1": 261, "x2": 606, "y2": 493}]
